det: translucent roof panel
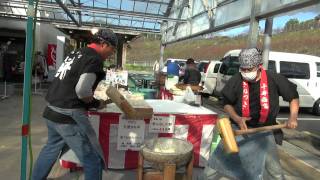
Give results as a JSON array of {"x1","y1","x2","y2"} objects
[{"x1": 0, "y1": 0, "x2": 179, "y2": 34}]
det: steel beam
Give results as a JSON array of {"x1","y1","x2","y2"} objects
[
  {"x1": 129, "y1": 0, "x2": 170, "y2": 5},
  {"x1": 0, "y1": 13, "x2": 160, "y2": 34},
  {"x1": 69, "y1": 0, "x2": 81, "y2": 26},
  {"x1": 164, "y1": 16, "x2": 250, "y2": 45},
  {"x1": 164, "y1": 0, "x2": 175, "y2": 16},
  {"x1": 55, "y1": 0, "x2": 80, "y2": 26},
  {"x1": 78, "y1": 0, "x2": 81, "y2": 25},
  {"x1": 82, "y1": 13, "x2": 160, "y2": 25},
  {"x1": 173, "y1": 0, "x2": 188, "y2": 35},
  {"x1": 256, "y1": 0, "x2": 319, "y2": 19},
  {"x1": 0, "y1": 4, "x2": 161, "y2": 25},
  {"x1": 163, "y1": 0, "x2": 320, "y2": 45},
  {"x1": 1, "y1": 0, "x2": 186, "y2": 22}
]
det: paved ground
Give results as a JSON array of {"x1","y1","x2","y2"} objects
[{"x1": 0, "y1": 93, "x2": 319, "y2": 179}]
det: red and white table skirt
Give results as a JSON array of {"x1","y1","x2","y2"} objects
[{"x1": 60, "y1": 100, "x2": 218, "y2": 169}]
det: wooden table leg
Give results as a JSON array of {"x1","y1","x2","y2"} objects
[
  {"x1": 137, "y1": 152, "x2": 144, "y2": 180},
  {"x1": 163, "y1": 163, "x2": 176, "y2": 180},
  {"x1": 186, "y1": 154, "x2": 194, "y2": 180}
]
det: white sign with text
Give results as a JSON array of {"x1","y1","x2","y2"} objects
[
  {"x1": 149, "y1": 115, "x2": 175, "y2": 133},
  {"x1": 105, "y1": 70, "x2": 128, "y2": 86},
  {"x1": 117, "y1": 117, "x2": 145, "y2": 151}
]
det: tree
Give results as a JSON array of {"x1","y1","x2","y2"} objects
[{"x1": 284, "y1": 18, "x2": 299, "y2": 32}]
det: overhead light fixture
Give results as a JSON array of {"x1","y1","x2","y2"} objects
[{"x1": 91, "y1": 28, "x2": 99, "y2": 34}]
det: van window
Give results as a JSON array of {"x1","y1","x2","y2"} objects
[
  {"x1": 280, "y1": 62, "x2": 310, "y2": 79},
  {"x1": 213, "y1": 63, "x2": 220, "y2": 73},
  {"x1": 219, "y1": 56, "x2": 240, "y2": 75},
  {"x1": 268, "y1": 60, "x2": 276, "y2": 73},
  {"x1": 316, "y1": 63, "x2": 320, "y2": 77}
]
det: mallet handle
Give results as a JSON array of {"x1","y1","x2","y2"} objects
[{"x1": 234, "y1": 124, "x2": 287, "y2": 136}]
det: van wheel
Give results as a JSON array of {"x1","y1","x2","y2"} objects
[{"x1": 312, "y1": 99, "x2": 320, "y2": 116}]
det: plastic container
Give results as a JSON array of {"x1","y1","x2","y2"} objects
[{"x1": 167, "y1": 62, "x2": 180, "y2": 76}]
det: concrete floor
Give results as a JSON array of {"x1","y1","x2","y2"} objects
[{"x1": 0, "y1": 94, "x2": 319, "y2": 180}]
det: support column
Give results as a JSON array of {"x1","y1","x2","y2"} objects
[
  {"x1": 122, "y1": 43, "x2": 127, "y2": 68},
  {"x1": 262, "y1": 18, "x2": 273, "y2": 69},
  {"x1": 116, "y1": 38, "x2": 123, "y2": 68},
  {"x1": 247, "y1": 0, "x2": 261, "y2": 48},
  {"x1": 21, "y1": 0, "x2": 35, "y2": 179},
  {"x1": 159, "y1": 44, "x2": 165, "y2": 69},
  {"x1": 76, "y1": 40, "x2": 80, "y2": 49}
]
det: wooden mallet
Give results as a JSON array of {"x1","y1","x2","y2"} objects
[
  {"x1": 216, "y1": 116, "x2": 286, "y2": 154},
  {"x1": 106, "y1": 86, "x2": 138, "y2": 119}
]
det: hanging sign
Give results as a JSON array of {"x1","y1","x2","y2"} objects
[
  {"x1": 117, "y1": 117, "x2": 145, "y2": 151},
  {"x1": 106, "y1": 70, "x2": 128, "y2": 86}
]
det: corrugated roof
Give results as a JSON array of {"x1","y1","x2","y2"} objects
[{"x1": 0, "y1": 0, "x2": 181, "y2": 34}]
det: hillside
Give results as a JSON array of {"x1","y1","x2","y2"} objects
[{"x1": 126, "y1": 29, "x2": 320, "y2": 63}]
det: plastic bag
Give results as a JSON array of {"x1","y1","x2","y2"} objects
[
  {"x1": 183, "y1": 86, "x2": 195, "y2": 103},
  {"x1": 165, "y1": 76, "x2": 179, "y2": 90}
]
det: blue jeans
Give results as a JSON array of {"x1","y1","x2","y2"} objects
[
  {"x1": 32, "y1": 119, "x2": 102, "y2": 180},
  {"x1": 206, "y1": 129, "x2": 284, "y2": 180}
]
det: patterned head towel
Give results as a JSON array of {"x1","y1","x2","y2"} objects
[
  {"x1": 239, "y1": 48, "x2": 263, "y2": 68},
  {"x1": 93, "y1": 29, "x2": 118, "y2": 48}
]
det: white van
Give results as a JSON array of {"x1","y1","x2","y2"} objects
[
  {"x1": 196, "y1": 60, "x2": 210, "y2": 83},
  {"x1": 205, "y1": 49, "x2": 320, "y2": 115},
  {"x1": 202, "y1": 61, "x2": 221, "y2": 94},
  {"x1": 203, "y1": 50, "x2": 240, "y2": 95}
]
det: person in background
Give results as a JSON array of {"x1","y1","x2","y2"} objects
[
  {"x1": 33, "y1": 51, "x2": 48, "y2": 82},
  {"x1": 204, "y1": 48, "x2": 299, "y2": 180},
  {"x1": 3, "y1": 51, "x2": 17, "y2": 82},
  {"x1": 32, "y1": 29, "x2": 118, "y2": 180},
  {"x1": 0, "y1": 41, "x2": 11, "y2": 80},
  {"x1": 183, "y1": 58, "x2": 201, "y2": 85}
]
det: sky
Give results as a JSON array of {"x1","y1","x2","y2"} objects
[{"x1": 217, "y1": 4, "x2": 320, "y2": 36}]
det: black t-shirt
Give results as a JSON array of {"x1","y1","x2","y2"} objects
[
  {"x1": 46, "y1": 47, "x2": 105, "y2": 109},
  {"x1": 184, "y1": 67, "x2": 201, "y2": 85},
  {"x1": 222, "y1": 71, "x2": 299, "y2": 127}
]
